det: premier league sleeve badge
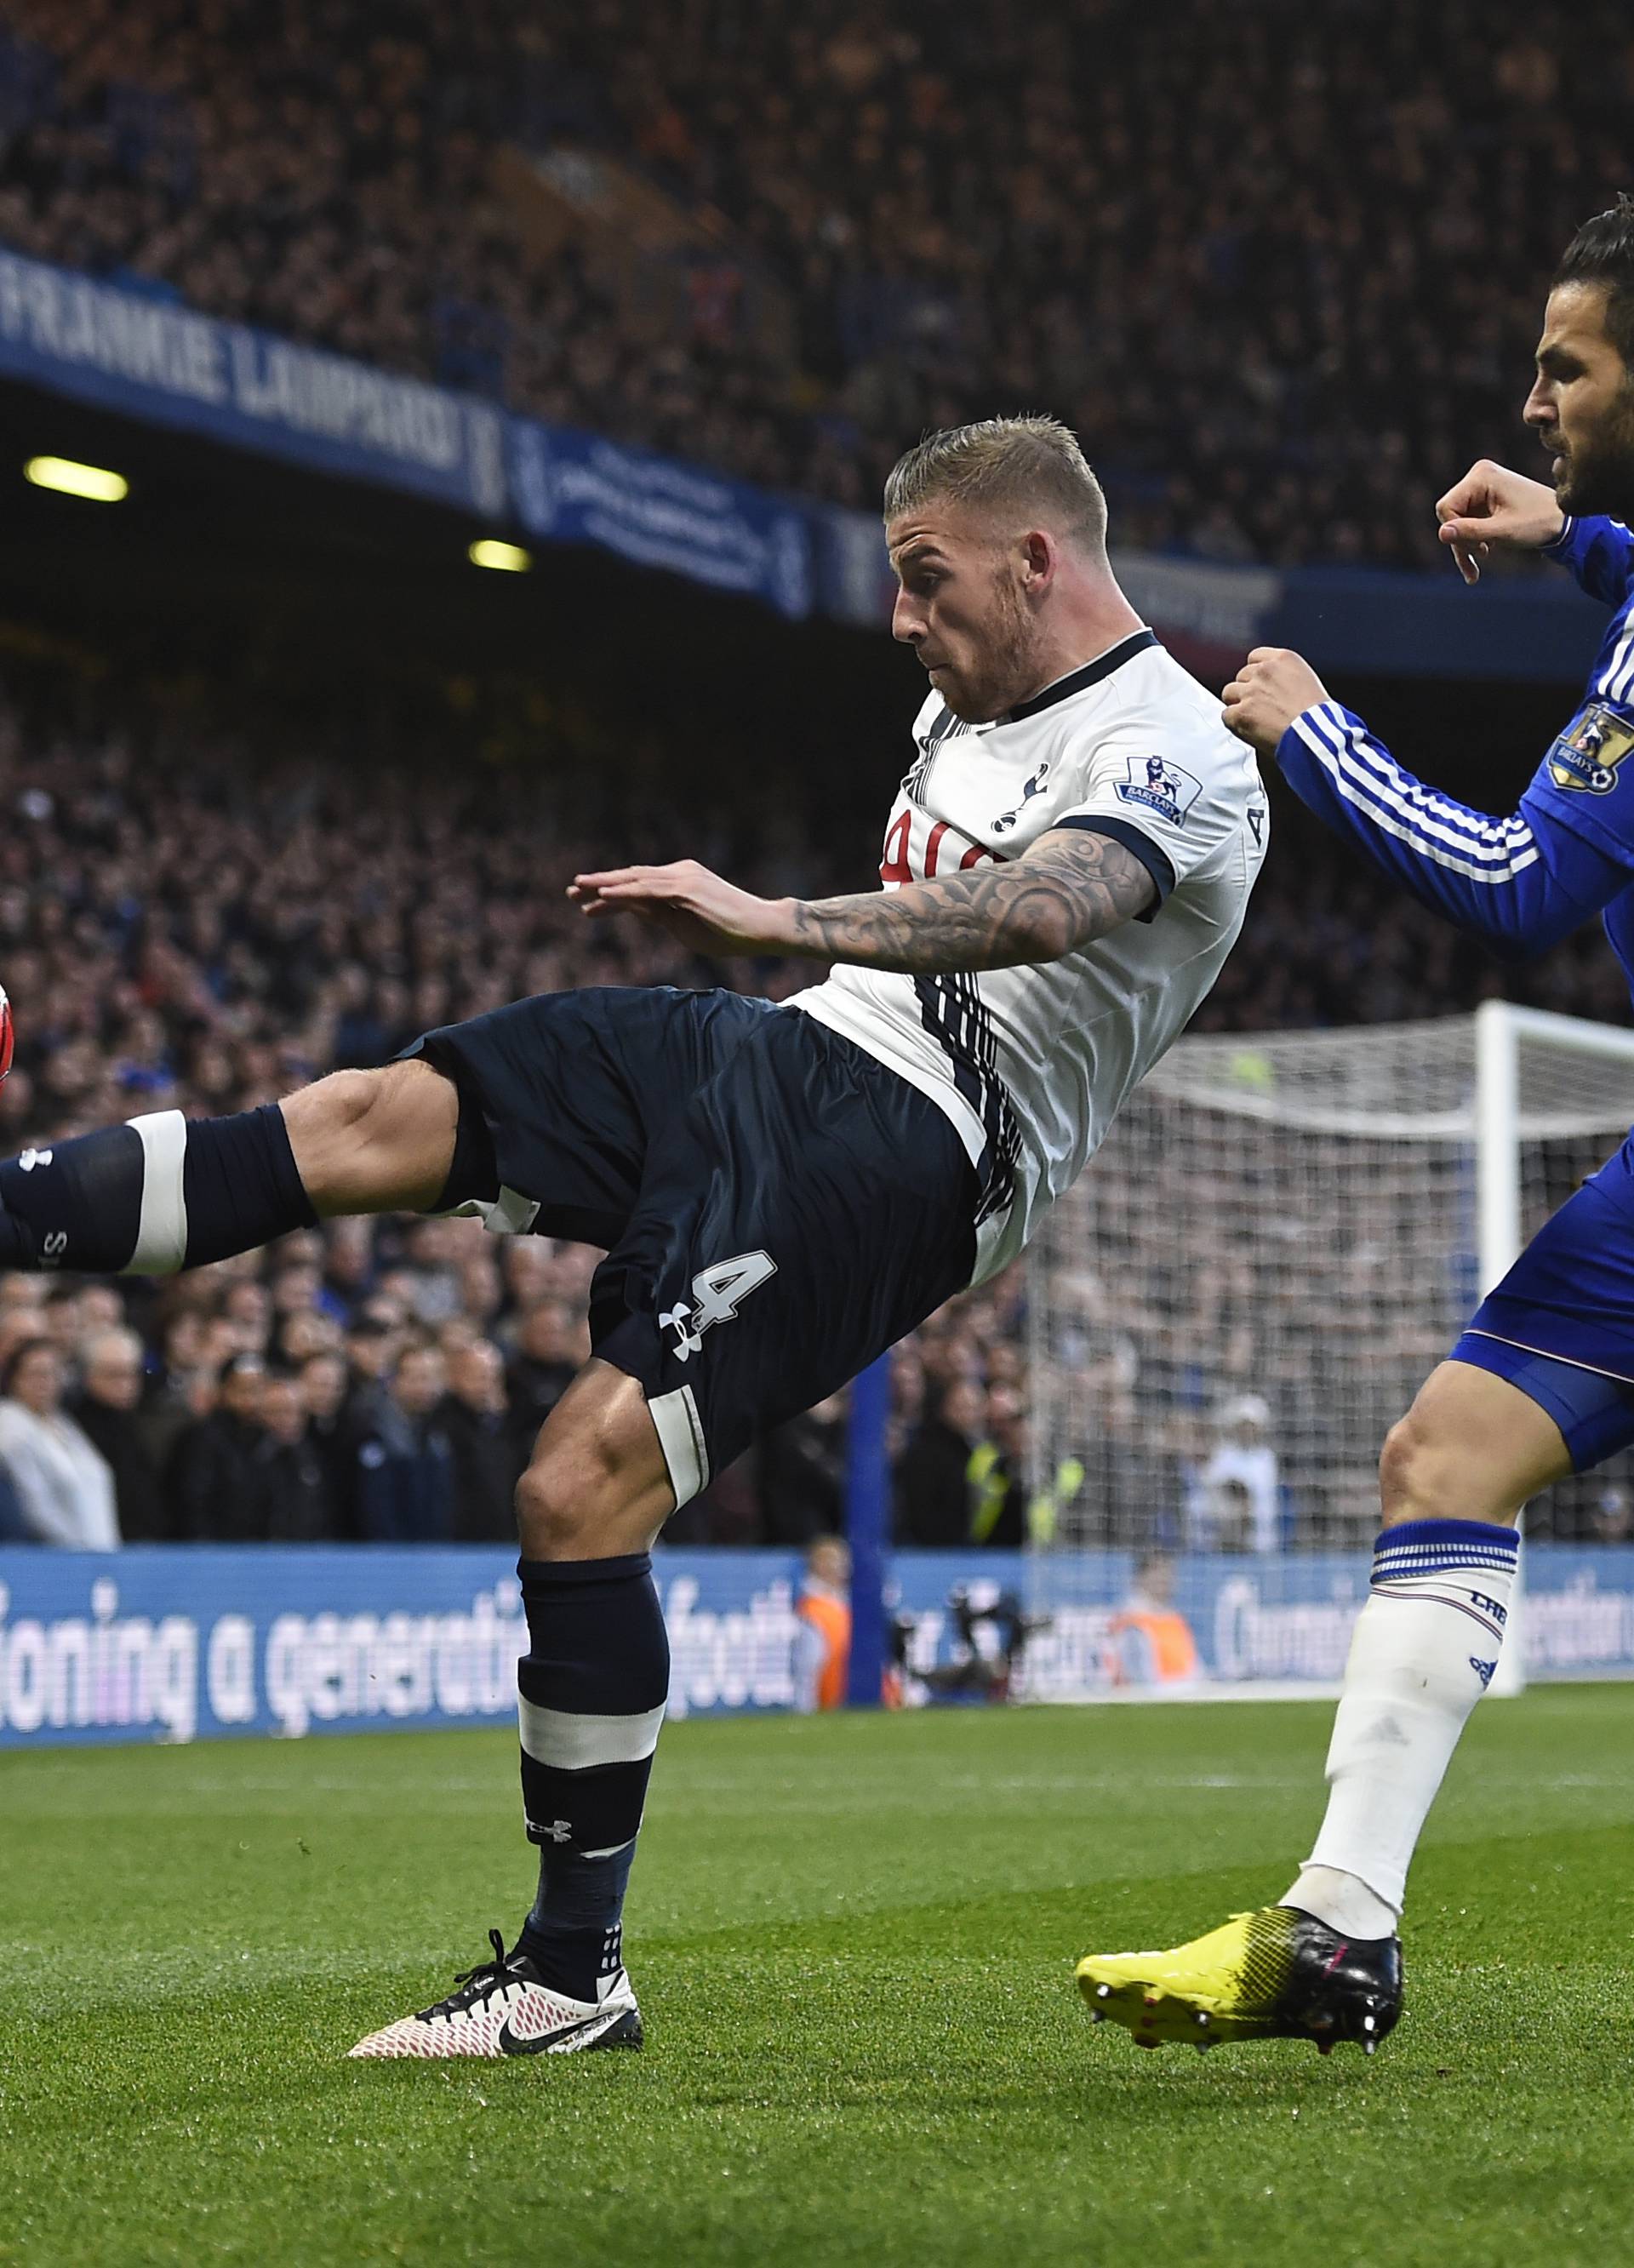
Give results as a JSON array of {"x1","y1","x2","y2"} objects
[
  {"x1": 1114, "y1": 752, "x2": 1203, "y2": 827},
  {"x1": 1546, "y1": 702, "x2": 1634, "y2": 795}
]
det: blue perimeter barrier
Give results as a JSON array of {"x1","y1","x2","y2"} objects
[
  {"x1": 1, "y1": 1545, "x2": 1631, "y2": 1751},
  {"x1": 0, "y1": 249, "x2": 1605, "y2": 681},
  {"x1": 843, "y1": 1354, "x2": 891, "y2": 1705}
]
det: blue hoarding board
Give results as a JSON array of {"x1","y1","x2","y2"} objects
[
  {"x1": 1, "y1": 1545, "x2": 1631, "y2": 1751},
  {"x1": 507, "y1": 420, "x2": 811, "y2": 620}
]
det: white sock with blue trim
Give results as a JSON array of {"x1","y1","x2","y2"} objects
[{"x1": 1283, "y1": 1518, "x2": 1520, "y2": 1939}]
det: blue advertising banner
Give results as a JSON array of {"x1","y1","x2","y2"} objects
[
  {"x1": 0, "y1": 249, "x2": 810, "y2": 618},
  {"x1": 0, "y1": 249, "x2": 511, "y2": 519},
  {"x1": 906, "y1": 1548, "x2": 1634, "y2": 1698},
  {"x1": 1, "y1": 1544, "x2": 1631, "y2": 1751},
  {"x1": 508, "y1": 420, "x2": 811, "y2": 620},
  {"x1": 0, "y1": 1547, "x2": 818, "y2": 1750}
]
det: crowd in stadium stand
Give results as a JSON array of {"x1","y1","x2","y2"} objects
[
  {"x1": 0, "y1": 650, "x2": 1624, "y2": 1551},
  {"x1": 1, "y1": 0, "x2": 1630, "y2": 565}
]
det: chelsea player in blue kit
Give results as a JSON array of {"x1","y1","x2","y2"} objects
[{"x1": 1079, "y1": 198, "x2": 1634, "y2": 2056}]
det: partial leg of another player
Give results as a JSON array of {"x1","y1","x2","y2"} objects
[
  {"x1": 1280, "y1": 1357, "x2": 1557, "y2": 1945},
  {"x1": 1077, "y1": 1355, "x2": 1571, "y2": 2054}
]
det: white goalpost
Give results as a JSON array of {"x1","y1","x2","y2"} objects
[{"x1": 1021, "y1": 1004, "x2": 1634, "y2": 1700}]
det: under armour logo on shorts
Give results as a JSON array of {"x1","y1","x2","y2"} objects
[{"x1": 660, "y1": 1251, "x2": 778, "y2": 1363}]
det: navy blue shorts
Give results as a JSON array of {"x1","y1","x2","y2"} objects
[
  {"x1": 406, "y1": 987, "x2": 978, "y2": 1505},
  {"x1": 1454, "y1": 1133, "x2": 1634, "y2": 1470}
]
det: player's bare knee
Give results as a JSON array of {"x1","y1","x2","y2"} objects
[
  {"x1": 512, "y1": 1460, "x2": 575, "y2": 1557},
  {"x1": 515, "y1": 1437, "x2": 626, "y2": 1558},
  {"x1": 515, "y1": 1367, "x2": 676, "y2": 1558},
  {"x1": 1378, "y1": 1411, "x2": 1437, "y2": 1525},
  {"x1": 1379, "y1": 1403, "x2": 1522, "y2": 1528}
]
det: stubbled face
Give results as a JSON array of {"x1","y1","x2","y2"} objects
[
  {"x1": 1525, "y1": 283, "x2": 1634, "y2": 515},
  {"x1": 887, "y1": 502, "x2": 1044, "y2": 723}
]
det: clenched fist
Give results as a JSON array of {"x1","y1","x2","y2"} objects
[
  {"x1": 1434, "y1": 460, "x2": 1565, "y2": 586},
  {"x1": 1222, "y1": 648, "x2": 1330, "y2": 757}
]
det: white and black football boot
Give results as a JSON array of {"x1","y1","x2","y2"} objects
[{"x1": 348, "y1": 1928, "x2": 643, "y2": 2060}]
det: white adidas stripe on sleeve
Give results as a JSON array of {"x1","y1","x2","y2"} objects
[{"x1": 1290, "y1": 710, "x2": 1540, "y2": 886}]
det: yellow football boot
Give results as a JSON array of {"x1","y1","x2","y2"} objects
[{"x1": 1076, "y1": 1905, "x2": 1403, "y2": 2056}]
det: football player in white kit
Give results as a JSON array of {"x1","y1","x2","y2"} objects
[
  {"x1": 0, "y1": 414, "x2": 1266, "y2": 2057},
  {"x1": 576, "y1": 418, "x2": 1270, "y2": 1295}
]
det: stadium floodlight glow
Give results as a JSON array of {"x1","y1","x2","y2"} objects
[
  {"x1": 468, "y1": 538, "x2": 531, "y2": 573},
  {"x1": 23, "y1": 454, "x2": 129, "y2": 503}
]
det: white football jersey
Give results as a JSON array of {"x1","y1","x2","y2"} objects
[{"x1": 793, "y1": 628, "x2": 1268, "y2": 1283}]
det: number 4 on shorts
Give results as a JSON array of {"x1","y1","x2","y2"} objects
[{"x1": 660, "y1": 1250, "x2": 777, "y2": 1363}]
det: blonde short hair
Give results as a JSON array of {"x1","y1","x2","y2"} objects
[{"x1": 883, "y1": 414, "x2": 1107, "y2": 554}]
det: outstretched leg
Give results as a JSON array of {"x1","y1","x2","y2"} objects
[
  {"x1": 350, "y1": 1359, "x2": 673, "y2": 2059},
  {"x1": 0, "y1": 1059, "x2": 458, "y2": 1275}
]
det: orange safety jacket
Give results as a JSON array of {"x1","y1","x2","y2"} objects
[
  {"x1": 1110, "y1": 1608, "x2": 1202, "y2": 1686},
  {"x1": 797, "y1": 1589, "x2": 852, "y2": 1710}
]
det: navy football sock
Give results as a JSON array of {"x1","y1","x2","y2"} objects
[
  {"x1": 177, "y1": 1104, "x2": 317, "y2": 1265},
  {"x1": 514, "y1": 1553, "x2": 669, "y2": 2001},
  {"x1": 0, "y1": 1105, "x2": 316, "y2": 1274}
]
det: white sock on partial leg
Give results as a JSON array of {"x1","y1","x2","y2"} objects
[
  {"x1": 1282, "y1": 1518, "x2": 1519, "y2": 1939},
  {"x1": 1283, "y1": 1862, "x2": 1397, "y2": 1940}
]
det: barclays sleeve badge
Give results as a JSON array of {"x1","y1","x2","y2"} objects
[
  {"x1": 1114, "y1": 753, "x2": 1203, "y2": 827},
  {"x1": 1546, "y1": 701, "x2": 1634, "y2": 794}
]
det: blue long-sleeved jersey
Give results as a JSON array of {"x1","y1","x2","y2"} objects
[{"x1": 1276, "y1": 514, "x2": 1634, "y2": 980}]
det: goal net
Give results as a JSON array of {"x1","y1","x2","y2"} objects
[{"x1": 1021, "y1": 1004, "x2": 1634, "y2": 1697}]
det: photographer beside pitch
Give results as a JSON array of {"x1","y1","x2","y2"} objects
[{"x1": 1079, "y1": 197, "x2": 1634, "y2": 2057}]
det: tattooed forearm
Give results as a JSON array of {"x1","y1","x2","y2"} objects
[{"x1": 789, "y1": 826, "x2": 1157, "y2": 974}]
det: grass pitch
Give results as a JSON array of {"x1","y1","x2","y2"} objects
[{"x1": 3, "y1": 1690, "x2": 1632, "y2": 2268}]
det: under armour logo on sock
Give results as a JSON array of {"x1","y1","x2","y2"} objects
[
  {"x1": 526, "y1": 1816, "x2": 574, "y2": 1843},
  {"x1": 1469, "y1": 1657, "x2": 1496, "y2": 1689}
]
